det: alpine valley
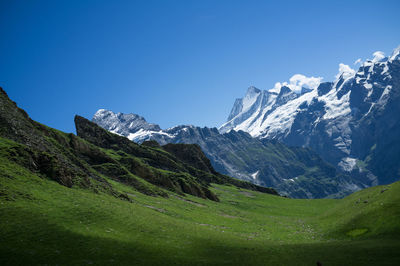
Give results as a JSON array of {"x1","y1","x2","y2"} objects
[
  {"x1": 1, "y1": 46, "x2": 400, "y2": 266},
  {"x1": 93, "y1": 46, "x2": 400, "y2": 199}
]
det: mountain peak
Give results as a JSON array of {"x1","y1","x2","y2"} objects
[
  {"x1": 246, "y1": 86, "x2": 261, "y2": 96},
  {"x1": 278, "y1": 85, "x2": 292, "y2": 95},
  {"x1": 92, "y1": 109, "x2": 161, "y2": 138},
  {"x1": 389, "y1": 45, "x2": 400, "y2": 62}
]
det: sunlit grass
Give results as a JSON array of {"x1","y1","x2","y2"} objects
[{"x1": 1, "y1": 141, "x2": 399, "y2": 265}]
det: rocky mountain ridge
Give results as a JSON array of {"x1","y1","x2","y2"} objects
[
  {"x1": 92, "y1": 109, "x2": 362, "y2": 198},
  {"x1": 92, "y1": 46, "x2": 400, "y2": 198},
  {"x1": 0, "y1": 87, "x2": 277, "y2": 203},
  {"x1": 221, "y1": 46, "x2": 400, "y2": 186}
]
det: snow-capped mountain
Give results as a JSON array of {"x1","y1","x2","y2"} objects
[
  {"x1": 219, "y1": 84, "x2": 315, "y2": 138},
  {"x1": 92, "y1": 109, "x2": 176, "y2": 143},
  {"x1": 221, "y1": 46, "x2": 400, "y2": 185},
  {"x1": 92, "y1": 109, "x2": 362, "y2": 198},
  {"x1": 93, "y1": 109, "x2": 161, "y2": 136},
  {"x1": 92, "y1": 109, "x2": 197, "y2": 145},
  {"x1": 92, "y1": 45, "x2": 400, "y2": 197}
]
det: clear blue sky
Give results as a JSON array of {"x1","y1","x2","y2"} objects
[{"x1": 1, "y1": 0, "x2": 399, "y2": 133}]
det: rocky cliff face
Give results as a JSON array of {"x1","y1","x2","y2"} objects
[
  {"x1": 0, "y1": 87, "x2": 276, "y2": 202},
  {"x1": 221, "y1": 46, "x2": 400, "y2": 187},
  {"x1": 92, "y1": 109, "x2": 360, "y2": 198},
  {"x1": 92, "y1": 46, "x2": 400, "y2": 198},
  {"x1": 76, "y1": 115, "x2": 278, "y2": 199},
  {"x1": 93, "y1": 109, "x2": 161, "y2": 137}
]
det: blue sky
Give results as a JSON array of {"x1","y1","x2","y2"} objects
[{"x1": 1, "y1": 0, "x2": 400, "y2": 133}]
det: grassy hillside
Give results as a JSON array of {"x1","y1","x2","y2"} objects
[
  {"x1": 1, "y1": 140, "x2": 399, "y2": 265},
  {"x1": 0, "y1": 86, "x2": 277, "y2": 203},
  {"x1": 1, "y1": 86, "x2": 399, "y2": 265}
]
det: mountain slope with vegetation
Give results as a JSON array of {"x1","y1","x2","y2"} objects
[
  {"x1": 1, "y1": 144, "x2": 399, "y2": 265},
  {"x1": 0, "y1": 86, "x2": 399, "y2": 265},
  {"x1": 0, "y1": 87, "x2": 275, "y2": 203},
  {"x1": 93, "y1": 110, "x2": 359, "y2": 199}
]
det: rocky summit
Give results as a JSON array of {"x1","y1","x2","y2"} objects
[
  {"x1": 221, "y1": 46, "x2": 400, "y2": 187},
  {"x1": 92, "y1": 46, "x2": 400, "y2": 199},
  {"x1": 91, "y1": 110, "x2": 361, "y2": 198}
]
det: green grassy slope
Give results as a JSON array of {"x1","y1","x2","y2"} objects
[
  {"x1": 1, "y1": 141, "x2": 399, "y2": 265},
  {"x1": 0, "y1": 86, "x2": 277, "y2": 204},
  {"x1": 1, "y1": 86, "x2": 399, "y2": 265},
  {"x1": 74, "y1": 115, "x2": 278, "y2": 197}
]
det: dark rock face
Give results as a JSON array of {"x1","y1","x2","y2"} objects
[
  {"x1": 0, "y1": 87, "x2": 94, "y2": 188},
  {"x1": 91, "y1": 47, "x2": 400, "y2": 198},
  {"x1": 92, "y1": 109, "x2": 359, "y2": 198},
  {"x1": 162, "y1": 143, "x2": 217, "y2": 175},
  {"x1": 220, "y1": 47, "x2": 400, "y2": 190},
  {"x1": 282, "y1": 54, "x2": 400, "y2": 186},
  {"x1": 317, "y1": 82, "x2": 333, "y2": 96},
  {"x1": 353, "y1": 58, "x2": 400, "y2": 184},
  {"x1": 75, "y1": 115, "x2": 220, "y2": 200},
  {"x1": 75, "y1": 115, "x2": 278, "y2": 199},
  {"x1": 142, "y1": 140, "x2": 161, "y2": 148}
]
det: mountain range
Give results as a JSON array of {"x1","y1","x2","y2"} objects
[
  {"x1": 93, "y1": 109, "x2": 361, "y2": 198},
  {"x1": 0, "y1": 87, "x2": 276, "y2": 203},
  {"x1": 220, "y1": 47, "x2": 400, "y2": 185},
  {"x1": 92, "y1": 46, "x2": 400, "y2": 199},
  {"x1": 1, "y1": 49, "x2": 400, "y2": 265}
]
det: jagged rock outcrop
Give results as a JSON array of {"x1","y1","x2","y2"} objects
[
  {"x1": 221, "y1": 46, "x2": 400, "y2": 187},
  {"x1": 0, "y1": 87, "x2": 277, "y2": 202},
  {"x1": 92, "y1": 109, "x2": 359, "y2": 198},
  {"x1": 91, "y1": 46, "x2": 400, "y2": 198}
]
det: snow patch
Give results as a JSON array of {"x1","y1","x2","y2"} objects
[
  {"x1": 322, "y1": 90, "x2": 351, "y2": 120},
  {"x1": 261, "y1": 89, "x2": 318, "y2": 138},
  {"x1": 242, "y1": 87, "x2": 261, "y2": 112},
  {"x1": 287, "y1": 177, "x2": 298, "y2": 182},
  {"x1": 338, "y1": 157, "x2": 357, "y2": 172},
  {"x1": 251, "y1": 171, "x2": 259, "y2": 180},
  {"x1": 364, "y1": 83, "x2": 372, "y2": 89},
  {"x1": 389, "y1": 45, "x2": 400, "y2": 62},
  {"x1": 110, "y1": 129, "x2": 123, "y2": 136},
  {"x1": 127, "y1": 129, "x2": 175, "y2": 142},
  {"x1": 378, "y1": 85, "x2": 392, "y2": 104},
  {"x1": 381, "y1": 63, "x2": 389, "y2": 75}
]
